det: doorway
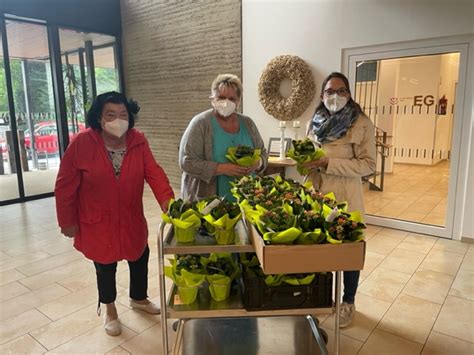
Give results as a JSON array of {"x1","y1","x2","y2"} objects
[
  {"x1": 0, "y1": 15, "x2": 122, "y2": 205},
  {"x1": 344, "y1": 39, "x2": 471, "y2": 239}
]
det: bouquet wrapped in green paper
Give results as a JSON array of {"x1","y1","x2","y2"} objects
[
  {"x1": 241, "y1": 254, "x2": 316, "y2": 286},
  {"x1": 202, "y1": 253, "x2": 240, "y2": 302},
  {"x1": 198, "y1": 198, "x2": 242, "y2": 245},
  {"x1": 323, "y1": 204, "x2": 366, "y2": 244},
  {"x1": 287, "y1": 138, "x2": 325, "y2": 175},
  {"x1": 164, "y1": 264, "x2": 206, "y2": 305},
  {"x1": 162, "y1": 199, "x2": 201, "y2": 243},
  {"x1": 256, "y1": 204, "x2": 301, "y2": 245},
  {"x1": 226, "y1": 145, "x2": 261, "y2": 167},
  {"x1": 296, "y1": 209, "x2": 326, "y2": 245}
]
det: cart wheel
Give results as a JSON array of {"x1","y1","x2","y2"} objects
[
  {"x1": 320, "y1": 328, "x2": 329, "y2": 344},
  {"x1": 172, "y1": 320, "x2": 179, "y2": 331}
]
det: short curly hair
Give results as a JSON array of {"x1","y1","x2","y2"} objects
[
  {"x1": 210, "y1": 74, "x2": 242, "y2": 99},
  {"x1": 86, "y1": 91, "x2": 140, "y2": 130}
]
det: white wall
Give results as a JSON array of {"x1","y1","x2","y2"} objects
[{"x1": 242, "y1": 0, "x2": 474, "y2": 238}]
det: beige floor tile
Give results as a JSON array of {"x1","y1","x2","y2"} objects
[
  {"x1": 366, "y1": 235, "x2": 402, "y2": 256},
  {"x1": 0, "y1": 283, "x2": 71, "y2": 322},
  {"x1": 119, "y1": 307, "x2": 160, "y2": 334},
  {"x1": 380, "y1": 247, "x2": 426, "y2": 275},
  {"x1": 359, "y1": 251, "x2": 385, "y2": 282},
  {"x1": 397, "y1": 233, "x2": 436, "y2": 254},
  {"x1": 376, "y1": 228, "x2": 409, "y2": 239},
  {"x1": 449, "y1": 269, "x2": 474, "y2": 300},
  {"x1": 460, "y1": 250, "x2": 474, "y2": 272},
  {"x1": 433, "y1": 238, "x2": 470, "y2": 255},
  {"x1": 396, "y1": 210, "x2": 428, "y2": 223},
  {"x1": 433, "y1": 295, "x2": 474, "y2": 343},
  {"x1": 46, "y1": 324, "x2": 136, "y2": 354},
  {"x1": 16, "y1": 250, "x2": 83, "y2": 276},
  {"x1": 0, "y1": 281, "x2": 30, "y2": 302},
  {"x1": 358, "y1": 328, "x2": 423, "y2": 355},
  {"x1": 422, "y1": 213, "x2": 446, "y2": 226},
  {"x1": 357, "y1": 267, "x2": 411, "y2": 302},
  {"x1": 378, "y1": 293, "x2": 441, "y2": 344},
  {"x1": 364, "y1": 224, "x2": 383, "y2": 238},
  {"x1": 0, "y1": 309, "x2": 51, "y2": 345},
  {"x1": 422, "y1": 330, "x2": 474, "y2": 355},
  {"x1": 322, "y1": 293, "x2": 392, "y2": 342},
  {"x1": 36, "y1": 284, "x2": 99, "y2": 320},
  {"x1": 320, "y1": 326, "x2": 364, "y2": 355},
  {"x1": 420, "y1": 249, "x2": 464, "y2": 275},
  {"x1": 402, "y1": 268, "x2": 454, "y2": 304},
  {"x1": 0, "y1": 334, "x2": 47, "y2": 354},
  {"x1": 19, "y1": 259, "x2": 92, "y2": 290},
  {"x1": 56, "y1": 268, "x2": 97, "y2": 292},
  {"x1": 106, "y1": 346, "x2": 131, "y2": 354},
  {"x1": 0, "y1": 269, "x2": 25, "y2": 287},
  {"x1": 31, "y1": 303, "x2": 128, "y2": 351},
  {"x1": 0, "y1": 250, "x2": 52, "y2": 273},
  {"x1": 31, "y1": 305, "x2": 100, "y2": 350},
  {"x1": 120, "y1": 323, "x2": 165, "y2": 354}
]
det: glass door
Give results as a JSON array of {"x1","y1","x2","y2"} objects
[{"x1": 346, "y1": 43, "x2": 469, "y2": 239}]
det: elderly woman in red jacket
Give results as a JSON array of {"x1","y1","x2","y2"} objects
[{"x1": 55, "y1": 92, "x2": 174, "y2": 336}]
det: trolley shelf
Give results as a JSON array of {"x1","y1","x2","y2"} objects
[
  {"x1": 167, "y1": 283, "x2": 332, "y2": 319},
  {"x1": 162, "y1": 221, "x2": 255, "y2": 254}
]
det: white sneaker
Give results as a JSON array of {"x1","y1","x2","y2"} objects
[
  {"x1": 339, "y1": 302, "x2": 355, "y2": 328},
  {"x1": 130, "y1": 299, "x2": 161, "y2": 314},
  {"x1": 103, "y1": 314, "x2": 122, "y2": 336}
]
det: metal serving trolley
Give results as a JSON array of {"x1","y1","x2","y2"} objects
[{"x1": 157, "y1": 221, "x2": 349, "y2": 355}]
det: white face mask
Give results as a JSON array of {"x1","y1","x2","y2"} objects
[
  {"x1": 212, "y1": 99, "x2": 236, "y2": 117},
  {"x1": 324, "y1": 94, "x2": 348, "y2": 114},
  {"x1": 103, "y1": 119, "x2": 129, "y2": 138}
]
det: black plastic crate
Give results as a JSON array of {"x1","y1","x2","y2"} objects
[{"x1": 241, "y1": 272, "x2": 333, "y2": 311}]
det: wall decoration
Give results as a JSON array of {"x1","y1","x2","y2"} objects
[{"x1": 258, "y1": 55, "x2": 315, "y2": 121}]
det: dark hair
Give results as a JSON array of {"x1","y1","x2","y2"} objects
[
  {"x1": 86, "y1": 91, "x2": 140, "y2": 130},
  {"x1": 313, "y1": 72, "x2": 363, "y2": 117}
]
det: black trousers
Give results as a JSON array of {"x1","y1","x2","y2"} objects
[{"x1": 93, "y1": 246, "x2": 149, "y2": 304}]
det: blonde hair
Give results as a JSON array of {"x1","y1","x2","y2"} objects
[{"x1": 210, "y1": 74, "x2": 242, "y2": 99}]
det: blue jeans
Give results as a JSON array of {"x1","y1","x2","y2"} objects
[{"x1": 342, "y1": 270, "x2": 360, "y2": 304}]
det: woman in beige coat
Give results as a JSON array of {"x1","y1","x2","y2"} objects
[{"x1": 304, "y1": 72, "x2": 376, "y2": 328}]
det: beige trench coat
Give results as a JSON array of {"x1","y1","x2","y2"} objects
[{"x1": 306, "y1": 114, "x2": 376, "y2": 215}]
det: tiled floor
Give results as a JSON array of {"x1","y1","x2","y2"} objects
[
  {"x1": 0, "y1": 195, "x2": 473, "y2": 354},
  {"x1": 364, "y1": 162, "x2": 449, "y2": 226}
]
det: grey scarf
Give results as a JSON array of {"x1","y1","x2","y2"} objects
[{"x1": 311, "y1": 103, "x2": 360, "y2": 144}]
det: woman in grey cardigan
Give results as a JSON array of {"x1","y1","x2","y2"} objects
[{"x1": 179, "y1": 74, "x2": 268, "y2": 201}]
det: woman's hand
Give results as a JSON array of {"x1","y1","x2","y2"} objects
[
  {"x1": 160, "y1": 199, "x2": 171, "y2": 213},
  {"x1": 246, "y1": 158, "x2": 262, "y2": 174},
  {"x1": 303, "y1": 157, "x2": 329, "y2": 171},
  {"x1": 215, "y1": 163, "x2": 249, "y2": 177},
  {"x1": 61, "y1": 225, "x2": 78, "y2": 238}
]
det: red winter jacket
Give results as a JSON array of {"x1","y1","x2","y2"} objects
[{"x1": 55, "y1": 128, "x2": 174, "y2": 264}]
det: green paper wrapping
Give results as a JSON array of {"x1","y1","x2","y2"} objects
[
  {"x1": 177, "y1": 286, "x2": 200, "y2": 305},
  {"x1": 202, "y1": 211, "x2": 242, "y2": 245},
  {"x1": 164, "y1": 268, "x2": 206, "y2": 305},
  {"x1": 162, "y1": 209, "x2": 201, "y2": 243},
  {"x1": 226, "y1": 146, "x2": 261, "y2": 167},
  {"x1": 263, "y1": 226, "x2": 301, "y2": 244},
  {"x1": 287, "y1": 145, "x2": 325, "y2": 176},
  {"x1": 206, "y1": 274, "x2": 232, "y2": 302},
  {"x1": 296, "y1": 228, "x2": 325, "y2": 245},
  {"x1": 283, "y1": 273, "x2": 315, "y2": 285}
]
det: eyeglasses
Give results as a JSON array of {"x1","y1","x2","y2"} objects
[{"x1": 324, "y1": 88, "x2": 349, "y2": 96}]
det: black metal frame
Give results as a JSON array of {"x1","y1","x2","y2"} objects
[{"x1": 0, "y1": 12, "x2": 125, "y2": 205}]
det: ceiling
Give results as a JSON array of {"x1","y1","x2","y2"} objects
[{"x1": 2, "y1": 20, "x2": 116, "y2": 68}]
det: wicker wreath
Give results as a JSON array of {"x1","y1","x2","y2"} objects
[{"x1": 258, "y1": 55, "x2": 316, "y2": 121}]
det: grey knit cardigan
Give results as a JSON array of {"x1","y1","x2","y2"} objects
[{"x1": 178, "y1": 109, "x2": 268, "y2": 201}]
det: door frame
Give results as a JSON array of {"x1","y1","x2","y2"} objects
[{"x1": 342, "y1": 35, "x2": 473, "y2": 240}]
